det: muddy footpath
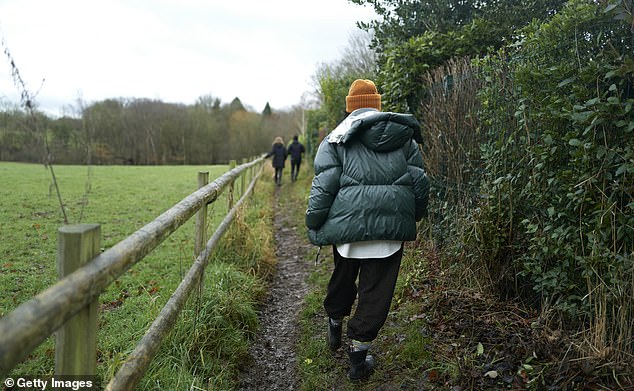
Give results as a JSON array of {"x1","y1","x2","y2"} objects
[{"x1": 237, "y1": 186, "x2": 313, "y2": 390}]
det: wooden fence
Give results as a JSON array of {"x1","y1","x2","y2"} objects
[{"x1": 0, "y1": 156, "x2": 267, "y2": 390}]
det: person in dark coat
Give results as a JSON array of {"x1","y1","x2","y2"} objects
[
  {"x1": 266, "y1": 136, "x2": 287, "y2": 186},
  {"x1": 287, "y1": 135, "x2": 305, "y2": 182},
  {"x1": 306, "y1": 79, "x2": 429, "y2": 382}
]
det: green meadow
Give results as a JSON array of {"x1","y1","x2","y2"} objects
[{"x1": 0, "y1": 162, "x2": 275, "y2": 389}]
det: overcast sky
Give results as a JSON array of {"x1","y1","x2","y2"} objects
[{"x1": 0, "y1": 0, "x2": 377, "y2": 115}]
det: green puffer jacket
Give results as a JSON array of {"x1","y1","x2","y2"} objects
[{"x1": 306, "y1": 108, "x2": 429, "y2": 246}]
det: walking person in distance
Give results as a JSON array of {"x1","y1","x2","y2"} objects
[
  {"x1": 305, "y1": 79, "x2": 429, "y2": 382},
  {"x1": 266, "y1": 136, "x2": 287, "y2": 186},
  {"x1": 287, "y1": 135, "x2": 305, "y2": 182}
]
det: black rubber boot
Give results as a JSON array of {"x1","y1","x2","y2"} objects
[
  {"x1": 327, "y1": 318, "x2": 342, "y2": 351},
  {"x1": 347, "y1": 349, "x2": 375, "y2": 382}
]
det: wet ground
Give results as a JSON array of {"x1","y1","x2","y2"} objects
[{"x1": 237, "y1": 186, "x2": 313, "y2": 390}]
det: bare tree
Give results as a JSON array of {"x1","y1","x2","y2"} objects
[{"x1": 339, "y1": 30, "x2": 377, "y2": 76}]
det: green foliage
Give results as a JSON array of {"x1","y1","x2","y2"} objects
[
  {"x1": 351, "y1": 0, "x2": 500, "y2": 52},
  {"x1": 379, "y1": 18, "x2": 506, "y2": 114},
  {"x1": 474, "y1": 0, "x2": 634, "y2": 315},
  {"x1": 351, "y1": 0, "x2": 470, "y2": 40},
  {"x1": 315, "y1": 67, "x2": 358, "y2": 128},
  {"x1": 351, "y1": 0, "x2": 566, "y2": 114},
  {"x1": 304, "y1": 107, "x2": 329, "y2": 155},
  {"x1": 352, "y1": 0, "x2": 566, "y2": 50}
]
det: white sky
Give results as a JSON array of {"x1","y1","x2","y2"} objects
[{"x1": 0, "y1": 0, "x2": 377, "y2": 115}]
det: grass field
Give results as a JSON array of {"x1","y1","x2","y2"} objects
[{"x1": 0, "y1": 162, "x2": 274, "y2": 388}]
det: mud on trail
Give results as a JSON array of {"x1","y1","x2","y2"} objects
[{"x1": 238, "y1": 186, "x2": 314, "y2": 391}]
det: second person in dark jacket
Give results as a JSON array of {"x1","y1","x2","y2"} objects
[{"x1": 287, "y1": 135, "x2": 305, "y2": 182}]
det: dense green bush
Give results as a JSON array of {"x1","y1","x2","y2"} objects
[
  {"x1": 474, "y1": 0, "x2": 633, "y2": 318},
  {"x1": 371, "y1": 0, "x2": 567, "y2": 116},
  {"x1": 379, "y1": 18, "x2": 506, "y2": 115}
]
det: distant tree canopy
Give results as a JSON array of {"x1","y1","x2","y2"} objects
[{"x1": 0, "y1": 96, "x2": 304, "y2": 165}]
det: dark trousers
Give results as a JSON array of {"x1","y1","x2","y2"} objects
[
  {"x1": 274, "y1": 167, "x2": 283, "y2": 185},
  {"x1": 290, "y1": 160, "x2": 301, "y2": 181},
  {"x1": 323, "y1": 245, "x2": 403, "y2": 342}
]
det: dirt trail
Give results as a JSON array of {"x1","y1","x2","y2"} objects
[{"x1": 238, "y1": 186, "x2": 314, "y2": 390}]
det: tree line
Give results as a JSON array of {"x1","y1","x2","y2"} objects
[{"x1": 0, "y1": 95, "x2": 303, "y2": 165}]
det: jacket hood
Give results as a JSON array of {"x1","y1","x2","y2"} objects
[{"x1": 326, "y1": 108, "x2": 422, "y2": 152}]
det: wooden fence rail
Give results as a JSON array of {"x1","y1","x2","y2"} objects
[
  {"x1": 107, "y1": 162, "x2": 262, "y2": 390},
  {"x1": 0, "y1": 156, "x2": 266, "y2": 385}
]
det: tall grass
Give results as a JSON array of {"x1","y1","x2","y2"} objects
[{"x1": 142, "y1": 263, "x2": 265, "y2": 390}]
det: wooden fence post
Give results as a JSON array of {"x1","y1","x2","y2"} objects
[
  {"x1": 228, "y1": 160, "x2": 236, "y2": 211},
  {"x1": 195, "y1": 171, "x2": 209, "y2": 256},
  {"x1": 250, "y1": 156, "x2": 256, "y2": 191},
  {"x1": 55, "y1": 224, "x2": 100, "y2": 376},
  {"x1": 195, "y1": 171, "x2": 209, "y2": 296},
  {"x1": 241, "y1": 158, "x2": 247, "y2": 198}
]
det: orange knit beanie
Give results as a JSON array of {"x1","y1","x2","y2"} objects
[{"x1": 345, "y1": 79, "x2": 381, "y2": 113}]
